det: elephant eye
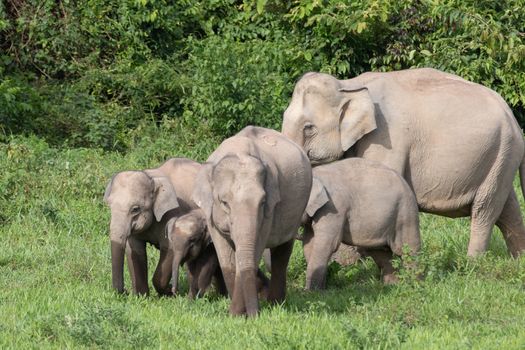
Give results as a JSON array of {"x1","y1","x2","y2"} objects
[
  {"x1": 219, "y1": 198, "x2": 230, "y2": 212},
  {"x1": 130, "y1": 206, "x2": 141, "y2": 215},
  {"x1": 303, "y1": 123, "x2": 316, "y2": 137}
]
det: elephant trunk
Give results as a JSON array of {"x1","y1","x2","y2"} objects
[
  {"x1": 233, "y1": 212, "x2": 260, "y2": 316},
  {"x1": 281, "y1": 122, "x2": 302, "y2": 148},
  {"x1": 111, "y1": 241, "x2": 126, "y2": 293},
  {"x1": 171, "y1": 253, "x2": 183, "y2": 295},
  {"x1": 109, "y1": 216, "x2": 130, "y2": 294}
]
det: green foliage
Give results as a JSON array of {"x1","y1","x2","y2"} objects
[
  {"x1": 180, "y1": 35, "x2": 309, "y2": 135},
  {"x1": 0, "y1": 74, "x2": 40, "y2": 136},
  {"x1": 2, "y1": 0, "x2": 525, "y2": 148}
]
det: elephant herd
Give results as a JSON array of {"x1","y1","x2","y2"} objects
[{"x1": 104, "y1": 68, "x2": 525, "y2": 316}]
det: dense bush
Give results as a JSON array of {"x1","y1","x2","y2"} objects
[
  {"x1": 1, "y1": 0, "x2": 525, "y2": 149},
  {"x1": 180, "y1": 35, "x2": 312, "y2": 135}
]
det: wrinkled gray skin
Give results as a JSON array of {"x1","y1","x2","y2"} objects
[
  {"x1": 193, "y1": 126, "x2": 312, "y2": 316},
  {"x1": 167, "y1": 209, "x2": 227, "y2": 298},
  {"x1": 302, "y1": 158, "x2": 420, "y2": 289},
  {"x1": 104, "y1": 158, "x2": 200, "y2": 295},
  {"x1": 283, "y1": 68, "x2": 525, "y2": 257}
]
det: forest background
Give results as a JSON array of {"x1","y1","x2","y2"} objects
[{"x1": 2, "y1": 0, "x2": 525, "y2": 149}]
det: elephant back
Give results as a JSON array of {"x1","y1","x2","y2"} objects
[{"x1": 154, "y1": 158, "x2": 202, "y2": 212}]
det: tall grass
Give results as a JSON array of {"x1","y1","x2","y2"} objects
[{"x1": 1, "y1": 126, "x2": 524, "y2": 349}]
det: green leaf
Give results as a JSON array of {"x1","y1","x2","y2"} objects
[
  {"x1": 256, "y1": 0, "x2": 267, "y2": 15},
  {"x1": 304, "y1": 52, "x2": 312, "y2": 62},
  {"x1": 356, "y1": 22, "x2": 367, "y2": 34},
  {"x1": 420, "y1": 49, "x2": 432, "y2": 57}
]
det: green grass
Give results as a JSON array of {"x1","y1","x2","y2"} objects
[{"x1": 1, "y1": 131, "x2": 525, "y2": 349}]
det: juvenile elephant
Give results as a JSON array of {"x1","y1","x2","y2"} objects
[
  {"x1": 192, "y1": 126, "x2": 312, "y2": 316},
  {"x1": 104, "y1": 158, "x2": 200, "y2": 295},
  {"x1": 282, "y1": 68, "x2": 525, "y2": 257},
  {"x1": 301, "y1": 158, "x2": 420, "y2": 289},
  {"x1": 167, "y1": 209, "x2": 227, "y2": 298},
  {"x1": 168, "y1": 209, "x2": 269, "y2": 299}
]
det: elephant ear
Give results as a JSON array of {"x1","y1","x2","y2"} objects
[
  {"x1": 338, "y1": 86, "x2": 376, "y2": 151},
  {"x1": 305, "y1": 177, "x2": 329, "y2": 218},
  {"x1": 191, "y1": 163, "x2": 214, "y2": 222},
  {"x1": 103, "y1": 175, "x2": 116, "y2": 204},
  {"x1": 151, "y1": 176, "x2": 180, "y2": 222},
  {"x1": 263, "y1": 162, "x2": 281, "y2": 219},
  {"x1": 165, "y1": 217, "x2": 177, "y2": 242}
]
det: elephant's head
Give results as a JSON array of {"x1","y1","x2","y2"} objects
[
  {"x1": 282, "y1": 72, "x2": 376, "y2": 165},
  {"x1": 192, "y1": 154, "x2": 280, "y2": 312},
  {"x1": 104, "y1": 171, "x2": 179, "y2": 293},
  {"x1": 167, "y1": 210, "x2": 209, "y2": 295}
]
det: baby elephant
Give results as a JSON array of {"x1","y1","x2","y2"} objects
[
  {"x1": 167, "y1": 209, "x2": 227, "y2": 298},
  {"x1": 168, "y1": 209, "x2": 270, "y2": 299},
  {"x1": 302, "y1": 158, "x2": 420, "y2": 290}
]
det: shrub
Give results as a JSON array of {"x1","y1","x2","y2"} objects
[{"x1": 180, "y1": 35, "x2": 311, "y2": 135}]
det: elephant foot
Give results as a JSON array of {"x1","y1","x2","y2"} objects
[
  {"x1": 258, "y1": 285, "x2": 270, "y2": 301},
  {"x1": 382, "y1": 273, "x2": 399, "y2": 285},
  {"x1": 229, "y1": 303, "x2": 246, "y2": 316},
  {"x1": 267, "y1": 295, "x2": 286, "y2": 305},
  {"x1": 304, "y1": 279, "x2": 327, "y2": 291},
  {"x1": 154, "y1": 286, "x2": 174, "y2": 297}
]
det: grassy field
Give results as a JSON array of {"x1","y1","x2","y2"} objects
[{"x1": 1, "y1": 128, "x2": 524, "y2": 349}]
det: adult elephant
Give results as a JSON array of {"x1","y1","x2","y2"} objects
[
  {"x1": 104, "y1": 158, "x2": 200, "y2": 295},
  {"x1": 192, "y1": 126, "x2": 312, "y2": 316},
  {"x1": 282, "y1": 68, "x2": 525, "y2": 257}
]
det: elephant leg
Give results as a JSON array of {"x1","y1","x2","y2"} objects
[
  {"x1": 127, "y1": 238, "x2": 149, "y2": 295},
  {"x1": 187, "y1": 263, "x2": 199, "y2": 299},
  {"x1": 467, "y1": 221, "x2": 496, "y2": 257},
  {"x1": 209, "y1": 230, "x2": 236, "y2": 297},
  {"x1": 213, "y1": 267, "x2": 228, "y2": 297},
  {"x1": 302, "y1": 224, "x2": 315, "y2": 264},
  {"x1": 268, "y1": 239, "x2": 294, "y2": 303},
  {"x1": 367, "y1": 249, "x2": 397, "y2": 284},
  {"x1": 152, "y1": 248, "x2": 174, "y2": 296},
  {"x1": 195, "y1": 250, "x2": 219, "y2": 297},
  {"x1": 303, "y1": 222, "x2": 340, "y2": 290},
  {"x1": 256, "y1": 269, "x2": 270, "y2": 300},
  {"x1": 496, "y1": 189, "x2": 525, "y2": 257},
  {"x1": 209, "y1": 228, "x2": 236, "y2": 297},
  {"x1": 468, "y1": 154, "x2": 517, "y2": 256},
  {"x1": 304, "y1": 236, "x2": 336, "y2": 291}
]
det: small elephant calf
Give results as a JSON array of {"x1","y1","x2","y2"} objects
[
  {"x1": 167, "y1": 210, "x2": 228, "y2": 298},
  {"x1": 302, "y1": 158, "x2": 420, "y2": 290},
  {"x1": 168, "y1": 209, "x2": 270, "y2": 298}
]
